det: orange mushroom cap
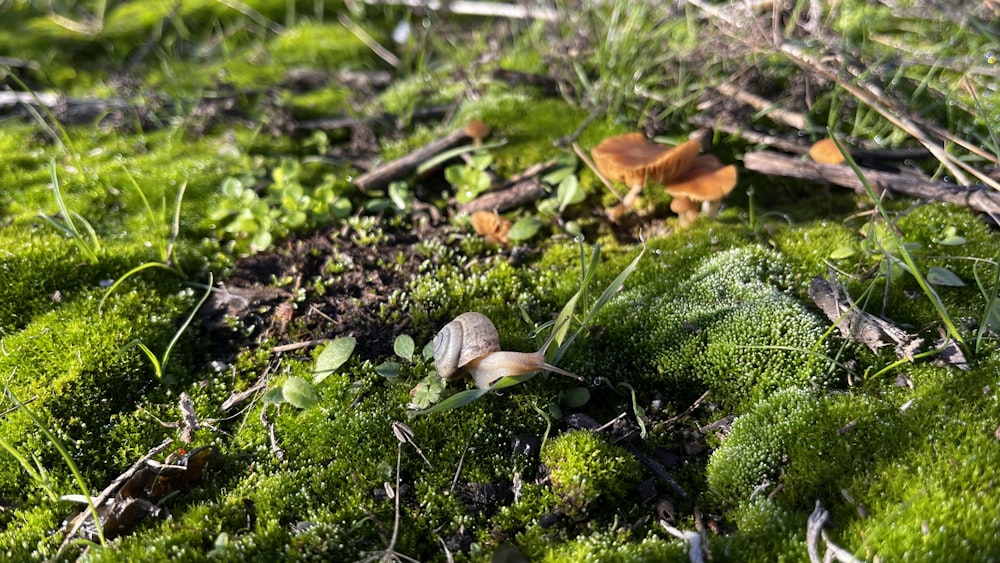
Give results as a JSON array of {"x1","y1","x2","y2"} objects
[
  {"x1": 591, "y1": 133, "x2": 702, "y2": 188},
  {"x1": 464, "y1": 120, "x2": 491, "y2": 145},
  {"x1": 808, "y1": 138, "x2": 846, "y2": 165},
  {"x1": 663, "y1": 155, "x2": 738, "y2": 202},
  {"x1": 470, "y1": 210, "x2": 511, "y2": 245}
]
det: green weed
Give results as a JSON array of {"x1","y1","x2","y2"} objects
[{"x1": 38, "y1": 161, "x2": 101, "y2": 264}]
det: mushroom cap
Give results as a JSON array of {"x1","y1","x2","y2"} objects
[
  {"x1": 470, "y1": 210, "x2": 511, "y2": 245},
  {"x1": 591, "y1": 133, "x2": 702, "y2": 188},
  {"x1": 808, "y1": 138, "x2": 846, "y2": 164},
  {"x1": 663, "y1": 155, "x2": 738, "y2": 202},
  {"x1": 464, "y1": 120, "x2": 491, "y2": 143}
]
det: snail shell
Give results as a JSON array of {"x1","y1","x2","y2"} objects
[{"x1": 433, "y1": 312, "x2": 501, "y2": 379}]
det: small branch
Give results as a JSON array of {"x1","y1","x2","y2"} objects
[
  {"x1": 353, "y1": 120, "x2": 490, "y2": 192},
  {"x1": 260, "y1": 406, "x2": 285, "y2": 461},
  {"x1": 457, "y1": 159, "x2": 560, "y2": 214},
  {"x1": 743, "y1": 150, "x2": 1000, "y2": 216},
  {"x1": 689, "y1": 114, "x2": 809, "y2": 155},
  {"x1": 715, "y1": 81, "x2": 809, "y2": 131},
  {"x1": 59, "y1": 439, "x2": 173, "y2": 548},
  {"x1": 661, "y1": 520, "x2": 705, "y2": 563},
  {"x1": 354, "y1": 0, "x2": 558, "y2": 21},
  {"x1": 270, "y1": 338, "x2": 329, "y2": 354},
  {"x1": 808, "y1": 276, "x2": 922, "y2": 360},
  {"x1": 807, "y1": 501, "x2": 863, "y2": 563}
]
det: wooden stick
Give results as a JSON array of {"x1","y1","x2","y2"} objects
[
  {"x1": 457, "y1": 159, "x2": 560, "y2": 214},
  {"x1": 353, "y1": 120, "x2": 490, "y2": 192},
  {"x1": 354, "y1": 0, "x2": 558, "y2": 20},
  {"x1": 715, "y1": 81, "x2": 809, "y2": 131},
  {"x1": 743, "y1": 150, "x2": 1000, "y2": 216}
]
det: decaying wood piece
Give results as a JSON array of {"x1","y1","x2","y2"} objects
[
  {"x1": 808, "y1": 275, "x2": 921, "y2": 359},
  {"x1": 744, "y1": 150, "x2": 1000, "y2": 217},
  {"x1": 353, "y1": 120, "x2": 490, "y2": 192},
  {"x1": 458, "y1": 159, "x2": 560, "y2": 214},
  {"x1": 58, "y1": 438, "x2": 174, "y2": 550}
]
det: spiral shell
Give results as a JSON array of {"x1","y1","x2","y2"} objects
[{"x1": 433, "y1": 312, "x2": 501, "y2": 379}]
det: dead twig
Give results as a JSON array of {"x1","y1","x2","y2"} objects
[
  {"x1": 661, "y1": 519, "x2": 705, "y2": 563},
  {"x1": 776, "y1": 42, "x2": 999, "y2": 190},
  {"x1": 743, "y1": 150, "x2": 1000, "y2": 216},
  {"x1": 689, "y1": 114, "x2": 809, "y2": 155},
  {"x1": 715, "y1": 81, "x2": 809, "y2": 131},
  {"x1": 353, "y1": 120, "x2": 490, "y2": 192},
  {"x1": 807, "y1": 275, "x2": 922, "y2": 360},
  {"x1": 260, "y1": 404, "x2": 285, "y2": 461},
  {"x1": 58, "y1": 438, "x2": 174, "y2": 550},
  {"x1": 354, "y1": 0, "x2": 558, "y2": 21},
  {"x1": 807, "y1": 501, "x2": 863, "y2": 563},
  {"x1": 457, "y1": 159, "x2": 561, "y2": 214}
]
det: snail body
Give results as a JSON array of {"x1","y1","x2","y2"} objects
[{"x1": 433, "y1": 312, "x2": 582, "y2": 389}]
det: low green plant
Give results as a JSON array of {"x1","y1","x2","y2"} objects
[
  {"x1": 97, "y1": 175, "x2": 189, "y2": 313},
  {"x1": 445, "y1": 151, "x2": 493, "y2": 204},
  {"x1": 831, "y1": 136, "x2": 966, "y2": 354},
  {"x1": 210, "y1": 159, "x2": 352, "y2": 254},
  {"x1": 38, "y1": 161, "x2": 101, "y2": 265},
  {"x1": 117, "y1": 274, "x2": 214, "y2": 385},
  {"x1": 263, "y1": 336, "x2": 356, "y2": 409},
  {"x1": 1, "y1": 376, "x2": 105, "y2": 546}
]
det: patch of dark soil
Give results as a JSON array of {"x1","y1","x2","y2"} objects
[{"x1": 204, "y1": 221, "x2": 443, "y2": 362}]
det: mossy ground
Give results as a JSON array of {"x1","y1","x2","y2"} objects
[{"x1": 2, "y1": 1, "x2": 1000, "y2": 561}]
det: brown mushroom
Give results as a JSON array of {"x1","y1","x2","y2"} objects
[
  {"x1": 808, "y1": 138, "x2": 846, "y2": 165},
  {"x1": 591, "y1": 133, "x2": 703, "y2": 208},
  {"x1": 663, "y1": 155, "x2": 738, "y2": 227},
  {"x1": 470, "y1": 210, "x2": 512, "y2": 245}
]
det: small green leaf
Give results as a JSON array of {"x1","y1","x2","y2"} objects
[
  {"x1": 388, "y1": 181, "x2": 412, "y2": 211},
  {"x1": 556, "y1": 175, "x2": 585, "y2": 212},
  {"x1": 314, "y1": 337, "x2": 356, "y2": 384},
  {"x1": 508, "y1": 216, "x2": 543, "y2": 241},
  {"x1": 564, "y1": 221, "x2": 583, "y2": 238},
  {"x1": 938, "y1": 236, "x2": 967, "y2": 246},
  {"x1": 935, "y1": 226, "x2": 966, "y2": 246},
  {"x1": 330, "y1": 197, "x2": 352, "y2": 218},
  {"x1": 408, "y1": 375, "x2": 445, "y2": 409},
  {"x1": 262, "y1": 387, "x2": 287, "y2": 404},
  {"x1": 376, "y1": 361, "x2": 401, "y2": 379},
  {"x1": 559, "y1": 387, "x2": 591, "y2": 408},
  {"x1": 283, "y1": 377, "x2": 320, "y2": 409},
  {"x1": 829, "y1": 245, "x2": 856, "y2": 260},
  {"x1": 985, "y1": 297, "x2": 1000, "y2": 331},
  {"x1": 410, "y1": 388, "x2": 492, "y2": 416},
  {"x1": 393, "y1": 334, "x2": 415, "y2": 361},
  {"x1": 927, "y1": 266, "x2": 965, "y2": 287}
]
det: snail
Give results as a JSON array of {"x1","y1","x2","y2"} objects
[{"x1": 433, "y1": 312, "x2": 583, "y2": 389}]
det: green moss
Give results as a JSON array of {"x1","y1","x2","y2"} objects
[
  {"x1": 592, "y1": 239, "x2": 836, "y2": 409},
  {"x1": 706, "y1": 388, "x2": 898, "y2": 508},
  {"x1": 530, "y1": 529, "x2": 688, "y2": 562},
  {"x1": 540, "y1": 429, "x2": 641, "y2": 518}
]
